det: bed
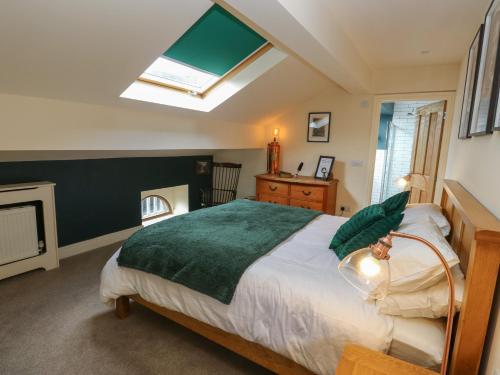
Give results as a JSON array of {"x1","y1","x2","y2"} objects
[{"x1": 100, "y1": 180, "x2": 500, "y2": 375}]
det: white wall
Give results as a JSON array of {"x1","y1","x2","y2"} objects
[
  {"x1": 264, "y1": 83, "x2": 374, "y2": 215},
  {"x1": 446, "y1": 60, "x2": 500, "y2": 219},
  {"x1": 239, "y1": 64, "x2": 461, "y2": 216},
  {"x1": 445, "y1": 57, "x2": 500, "y2": 375},
  {"x1": 0, "y1": 93, "x2": 265, "y2": 151}
]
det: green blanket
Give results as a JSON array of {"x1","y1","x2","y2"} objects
[{"x1": 117, "y1": 199, "x2": 321, "y2": 304}]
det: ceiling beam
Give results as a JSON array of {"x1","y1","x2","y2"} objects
[{"x1": 216, "y1": 0, "x2": 372, "y2": 94}]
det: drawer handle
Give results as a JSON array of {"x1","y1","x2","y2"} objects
[
  {"x1": 302, "y1": 190, "x2": 312, "y2": 196},
  {"x1": 268, "y1": 184, "x2": 278, "y2": 191}
]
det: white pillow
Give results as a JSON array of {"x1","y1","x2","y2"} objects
[
  {"x1": 377, "y1": 265, "x2": 464, "y2": 318},
  {"x1": 387, "y1": 219, "x2": 459, "y2": 294},
  {"x1": 390, "y1": 316, "x2": 444, "y2": 369},
  {"x1": 402, "y1": 203, "x2": 451, "y2": 237}
]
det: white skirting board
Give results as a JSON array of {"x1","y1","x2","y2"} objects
[{"x1": 58, "y1": 226, "x2": 142, "y2": 259}]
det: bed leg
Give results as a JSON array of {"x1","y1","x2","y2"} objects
[{"x1": 115, "y1": 296, "x2": 130, "y2": 319}]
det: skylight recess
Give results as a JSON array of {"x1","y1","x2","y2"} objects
[
  {"x1": 141, "y1": 57, "x2": 220, "y2": 93},
  {"x1": 138, "y1": 4, "x2": 268, "y2": 96}
]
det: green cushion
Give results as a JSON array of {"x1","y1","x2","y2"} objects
[
  {"x1": 334, "y1": 212, "x2": 404, "y2": 260},
  {"x1": 329, "y1": 204, "x2": 386, "y2": 249},
  {"x1": 381, "y1": 191, "x2": 410, "y2": 216}
]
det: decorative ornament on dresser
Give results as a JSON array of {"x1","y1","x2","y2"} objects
[
  {"x1": 307, "y1": 112, "x2": 331, "y2": 142},
  {"x1": 471, "y1": 0, "x2": 500, "y2": 135},
  {"x1": 267, "y1": 128, "x2": 280, "y2": 175}
]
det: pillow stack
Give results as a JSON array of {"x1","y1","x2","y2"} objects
[
  {"x1": 401, "y1": 203, "x2": 451, "y2": 237},
  {"x1": 374, "y1": 219, "x2": 464, "y2": 318},
  {"x1": 331, "y1": 194, "x2": 463, "y2": 319},
  {"x1": 329, "y1": 191, "x2": 409, "y2": 259}
]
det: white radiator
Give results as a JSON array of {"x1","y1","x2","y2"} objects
[{"x1": 0, "y1": 206, "x2": 40, "y2": 266}]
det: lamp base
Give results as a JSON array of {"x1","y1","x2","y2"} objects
[{"x1": 267, "y1": 141, "x2": 280, "y2": 175}]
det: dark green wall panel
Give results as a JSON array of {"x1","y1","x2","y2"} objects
[{"x1": 0, "y1": 156, "x2": 212, "y2": 247}]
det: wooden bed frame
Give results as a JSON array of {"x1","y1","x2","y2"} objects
[{"x1": 115, "y1": 180, "x2": 500, "y2": 375}]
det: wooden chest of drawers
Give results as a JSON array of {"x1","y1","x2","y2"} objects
[{"x1": 255, "y1": 174, "x2": 338, "y2": 214}]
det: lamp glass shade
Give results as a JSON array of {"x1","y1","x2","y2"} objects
[
  {"x1": 396, "y1": 177, "x2": 408, "y2": 188},
  {"x1": 338, "y1": 247, "x2": 390, "y2": 299}
]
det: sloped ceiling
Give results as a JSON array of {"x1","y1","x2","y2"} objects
[
  {"x1": 0, "y1": 0, "x2": 488, "y2": 126},
  {"x1": 0, "y1": 0, "x2": 329, "y2": 125}
]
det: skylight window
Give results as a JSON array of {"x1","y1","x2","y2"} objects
[
  {"x1": 141, "y1": 57, "x2": 219, "y2": 94},
  {"x1": 122, "y1": 4, "x2": 287, "y2": 111},
  {"x1": 138, "y1": 4, "x2": 268, "y2": 97}
]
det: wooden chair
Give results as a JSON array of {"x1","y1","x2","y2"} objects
[{"x1": 201, "y1": 162, "x2": 242, "y2": 207}]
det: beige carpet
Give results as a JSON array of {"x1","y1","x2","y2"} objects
[{"x1": 0, "y1": 244, "x2": 272, "y2": 375}]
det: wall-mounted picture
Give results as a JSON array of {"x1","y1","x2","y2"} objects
[
  {"x1": 195, "y1": 160, "x2": 212, "y2": 175},
  {"x1": 307, "y1": 112, "x2": 331, "y2": 142},
  {"x1": 459, "y1": 25, "x2": 484, "y2": 139},
  {"x1": 490, "y1": 1, "x2": 500, "y2": 130},
  {"x1": 470, "y1": 0, "x2": 500, "y2": 136},
  {"x1": 314, "y1": 155, "x2": 335, "y2": 180}
]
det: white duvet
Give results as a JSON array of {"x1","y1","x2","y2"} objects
[{"x1": 100, "y1": 215, "x2": 395, "y2": 374}]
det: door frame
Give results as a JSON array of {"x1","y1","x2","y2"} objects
[{"x1": 365, "y1": 91, "x2": 456, "y2": 206}]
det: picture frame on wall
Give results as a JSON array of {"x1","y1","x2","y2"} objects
[
  {"x1": 459, "y1": 25, "x2": 484, "y2": 139},
  {"x1": 195, "y1": 160, "x2": 212, "y2": 175},
  {"x1": 470, "y1": 0, "x2": 500, "y2": 136},
  {"x1": 307, "y1": 112, "x2": 331, "y2": 142},
  {"x1": 314, "y1": 155, "x2": 335, "y2": 180},
  {"x1": 485, "y1": 0, "x2": 500, "y2": 132}
]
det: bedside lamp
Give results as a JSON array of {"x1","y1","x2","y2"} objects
[
  {"x1": 396, "y1": 175, "x2": 411, "y2": 189},
  {"x1": 338, "y1": 231, "x2": 455, "y2": 375}
]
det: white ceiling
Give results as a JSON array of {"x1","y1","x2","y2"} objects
[
  {"x1": 0, "y1": 0, "x2": 491, "y2": 124},
  {"x1": 0, "y1": 0, "x2": 329, "y2": 124},
  {"x1": 320, "y1": 0, "x2": 491, "y2": 68}
]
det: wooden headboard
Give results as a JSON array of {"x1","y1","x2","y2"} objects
[{"x1": 440, "y1": 180, "x2": 500, "y2": 375}]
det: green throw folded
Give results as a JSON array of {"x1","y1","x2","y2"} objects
[{"x1": 117, "y1": 200, "x2": 321, "y2": 304}]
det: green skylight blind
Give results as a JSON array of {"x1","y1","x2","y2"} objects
[{"x1": 163, "y1": 4, "x2": 267, "y2": 76}]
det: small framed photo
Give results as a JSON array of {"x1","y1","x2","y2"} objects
[
  {"x1": 195, "y1": 160, "x2": 212, "y2": 175},
  {"x1": 307, "y1": 112, "x2": 331, "y2": 142},
  {"x1": 314, "y1": 155, "x2": 335, "y2": 180}
]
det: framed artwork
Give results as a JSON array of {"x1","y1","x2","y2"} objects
[
  {"x1": 459, "y1": 25, "x2": 484, "y2": 139},
  {"x1": 314, "y1": 155, "x2": 335, "y2": 180},
  {"x1": 470, "y1": 0, "x2": 500, "y2": 136},
  {"x1": 195, "y1": 160, "x2": 211, "y2": 175},
  {"x1": 307, "y1": 112, "x2": 331, "y2": 142}
]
